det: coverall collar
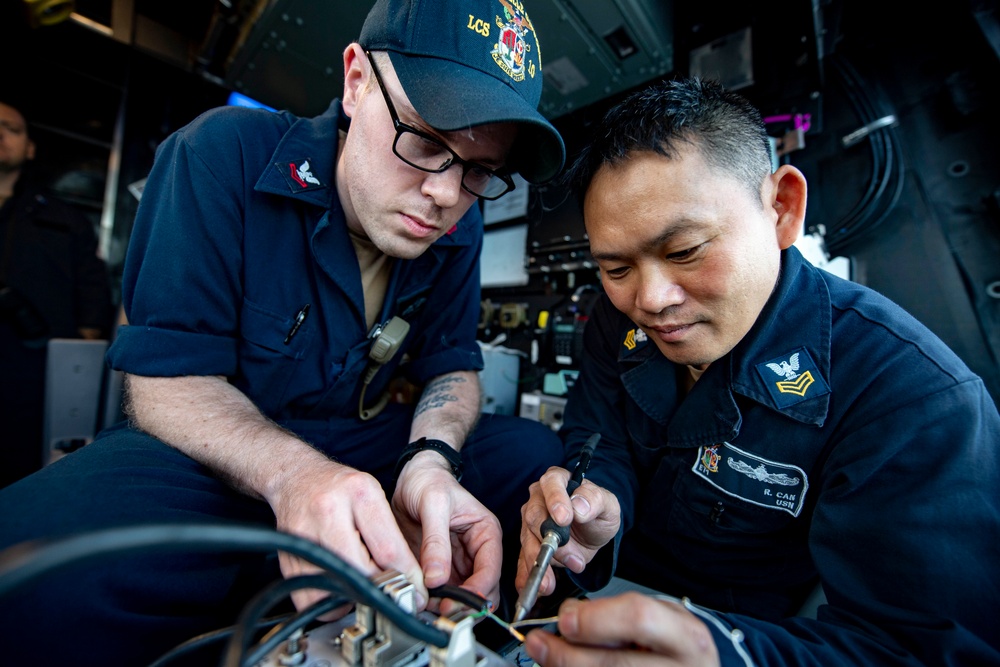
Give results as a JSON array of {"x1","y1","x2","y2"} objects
[
  {"x1": 618, "y1": 246, "x2": 833, "y2": 447},
  {"x1": 253, "y1": 100, "x2": 344, "y2": 209},
  {"x1": 251, "y1": 99, "x2": 476, "y2": 248}
]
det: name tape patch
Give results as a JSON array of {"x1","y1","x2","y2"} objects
[{"x1": 693, "y1": 442, "x2": 808, "y2": 516}]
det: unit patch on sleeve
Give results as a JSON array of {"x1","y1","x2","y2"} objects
[
  {"x1": 754, "y1": 347, "x2": 830, "y2": 409},
  {"x1": 693, "y1": 442, "x2": 809, "y2": 516}
]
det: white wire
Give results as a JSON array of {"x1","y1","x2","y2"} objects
[{"x1": 496, "y1": 593, "x2": 755, "y2": 665}]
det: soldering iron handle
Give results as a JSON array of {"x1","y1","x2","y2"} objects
[
  {"x1": 544, "y1": 433, "x2": 600, "y2": 546},
  {"x1": 539, "y1": 516, "x2": 571, "y2": 547},
  {"x1": 567, "y1": 433, "x2": 600, "y2": 493},
  {"x1": 565, "y1": 476, "x2": 582, "y2": 496}
]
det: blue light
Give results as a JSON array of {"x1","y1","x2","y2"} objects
[{"x1": 226, "y1": 91, "x2": 277, "y2": 112}]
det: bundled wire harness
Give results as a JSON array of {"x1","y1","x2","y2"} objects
[
  {"x1": 823, "y1": 54, "x2": 906, "y2": 255},
  {"x1": 0, "y1": 523, "x2": 514, "y2": 667}
]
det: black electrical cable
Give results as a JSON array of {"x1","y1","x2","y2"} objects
[
  {"x1": 825, "y1": 54, "x2": 905, "y2": 255},
  {"x1": 849, "y1": 61, "x2": 905, "y2": 235},
  {"x1": 223, "y1": 573, "x2": 348, "y2": 667},
  {"x1": 240, "y1": 583, "x2": 490, "y2": 666},
  {"x1": 829, "y1": 59, "x2": 884, "y2": 237},
  {"x1": 147, "y1": 616, "x2": 287, "y2": 667},
  {"x1": 0, "y1": 523, "x2": 450, "y2": 649},
  {"x1": 866, "y1": 136, "x2": 905, "y2": 230},
  {"x1": 243, "y1": 583, "x2": 491, "y2": 666},
  {"x1": 428, "y1": 584, "x2": 491, "y2": 613},
  {"x1": 159, "y1": 581, "x2": 437, "y2": 666},
  {"x1": 835, "y1": 57, "x2": 891, "y2": 230},
  {"x1": 242, "y1": 596, "x2": 345, "y2": 667}
]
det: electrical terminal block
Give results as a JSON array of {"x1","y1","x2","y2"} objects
[
  {"x1": 499, "y1": 302, "x2": 528, "y2": 329},
  {"x1": 262, "y1": 569, "x2": 511, "y2": 667},
  {"x1": 363, "y1": 572, "x2": 423, "y2": 666},
  {"x1": 429, "y1": 612, "x2": 477, "y2": 667}
]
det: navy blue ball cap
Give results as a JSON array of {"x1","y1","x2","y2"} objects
[{"x1": 360, "y1": 0, "x2": 566, "y2": 184}]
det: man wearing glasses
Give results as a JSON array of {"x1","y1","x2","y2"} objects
[{"x1": 0, "y1": 0, "x2": 566, "y2": 664}]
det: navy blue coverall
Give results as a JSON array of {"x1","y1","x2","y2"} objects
[
  {"x1": 561, "y1": 246, "x2": 1000, "y2": 666},
  {"x1": 0, "y1": 100, "x2": 562, "y2": 665}
]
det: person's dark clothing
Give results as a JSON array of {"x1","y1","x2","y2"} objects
[
  {"x1": 0, "y1": 167, "x2": 112, "y2": 487},
  {"x1": 0, "y1": 101, "x2": 562, "y2": 666},
  {"x1": 561, "y1": 246, "x2": 1000, "y2": 666}
]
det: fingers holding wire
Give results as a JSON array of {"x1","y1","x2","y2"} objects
[{"x1": 524, "y1": 594, "x2": 720, "y2": 667}]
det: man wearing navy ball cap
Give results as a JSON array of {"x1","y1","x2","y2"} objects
[{"x1": 0, "y1": 1, "x2": 566, "y2": 664}]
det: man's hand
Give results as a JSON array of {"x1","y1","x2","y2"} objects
[
  {"x1": 516, "y1": 466, "x2": 621, "y2": 600},
  {"x1": 391, "y1": 450, "x2": 503, "y2": 608},
  {"x1": 266, "y1": 459, "x2": 427, "y2": 616},
  {"x1": 524, "y1": 593, "x2": 720, "y2": 667},
  {"x1": 124, "y1": 373, "x2": 428, "y2": 616}
]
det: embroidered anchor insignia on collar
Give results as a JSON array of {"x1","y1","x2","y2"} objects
[
  {"x1": 278, "y1": 158, "x2": 324, "y2": 192},
  {"x1": 755, "y1": 347, "x2": 830, "y2": 409}
]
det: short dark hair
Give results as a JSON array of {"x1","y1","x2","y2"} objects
[
  {"x1": 0, "y1": 98, "x2": 28, "y2": 119},
  {"x1": 567, "y1": 77, "x2": 773, "y2": 204},
  {"x1": 0, "y1": 98, "x2": 31, "y2": 134}
]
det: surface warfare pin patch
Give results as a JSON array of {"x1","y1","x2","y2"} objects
[
  {"x1": 693, "y1": 442, "x2": 809, "y2": 516},
  {"x1": 754, "y1": 347, "x2": 830, "y2": 409}
]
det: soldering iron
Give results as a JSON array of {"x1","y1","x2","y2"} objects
[{"x1": 513, "y1": 432, "x2": 601, "y2": 623}]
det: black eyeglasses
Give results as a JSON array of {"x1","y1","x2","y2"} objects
[{"x1": 365, "y1": 51, "x2": 515, "y2": 201}]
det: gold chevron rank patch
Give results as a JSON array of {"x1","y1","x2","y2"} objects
[
  {"x1": 776, "y1": 370, "x2": 815, "y2": 396},
  {"x1": 621, "y1": 326, "x2": 648, "y2": 357},
  {"x1": 755, "y1": 347, "x2": 830, "y2": 409}
]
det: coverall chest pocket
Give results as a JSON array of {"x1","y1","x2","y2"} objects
[
  {"x1": 625, "y1": 402, "x2": 672, "y2": 466},
  {"x1": 655, "y1": 453, "x2": 808, "y2": 578},
  {"x1": 238, "y1": 299, "x2": 315, "y2": 414},
  {"x1": 667, "y1": 452, "x2": 802, "y2": 537}
]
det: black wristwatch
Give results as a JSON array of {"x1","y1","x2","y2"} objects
[{"x1": 393, "y1": 437, "x2": 463, "y2": 482}]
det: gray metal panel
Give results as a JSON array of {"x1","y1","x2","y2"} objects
[
  {"x1": 225, "y1": 0, "x2": 373, "y2": 115},
  {"x1": 43, "y1": 338, "x2": 110, "y2": 464},
  {"x1": 223, "y1": 0, "x2": 673, "y2": 119},
  {"x1": 531, "y1": 0, "x2": 674, "y2": 118},
  {"x1": 479, "y1": 346, "x2": 521, "y2": 415}
]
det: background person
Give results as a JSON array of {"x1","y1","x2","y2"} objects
[
  {"x1": 0, "y1": 0, "x2": 566, "y2": 664},
  {"x1": 517, "y1": 77, "x2": 1000, "y2": 666},
  {"x1": 0, "y1": 98, "x2": 113, "y2": 488}
]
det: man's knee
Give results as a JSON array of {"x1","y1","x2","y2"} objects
[
  {"x1": 465, "y1": 414, "x2": 564, "y2": 475},
  {"x1": 460, "y1": 415, "x2": 564, "y2": 530}
]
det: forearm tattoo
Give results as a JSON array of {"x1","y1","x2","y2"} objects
[{"x1": 414, "y1": 374, "x2": 466, "y2": 417}]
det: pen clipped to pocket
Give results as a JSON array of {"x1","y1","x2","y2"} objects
[{"x1": 284, "y1": 304, "x2": 311, "y2": 345}]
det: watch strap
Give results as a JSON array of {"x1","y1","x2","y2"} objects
[{"x1": 394, "y1": 437, "x2": 463, "y2": 481}]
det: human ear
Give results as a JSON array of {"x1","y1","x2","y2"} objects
[
  {"x1": 769, "y1": 164, "x2": 808, "y2": 249},
  {"x1": 341, "y1": 43, "x2": 368, "y2": 118}
]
